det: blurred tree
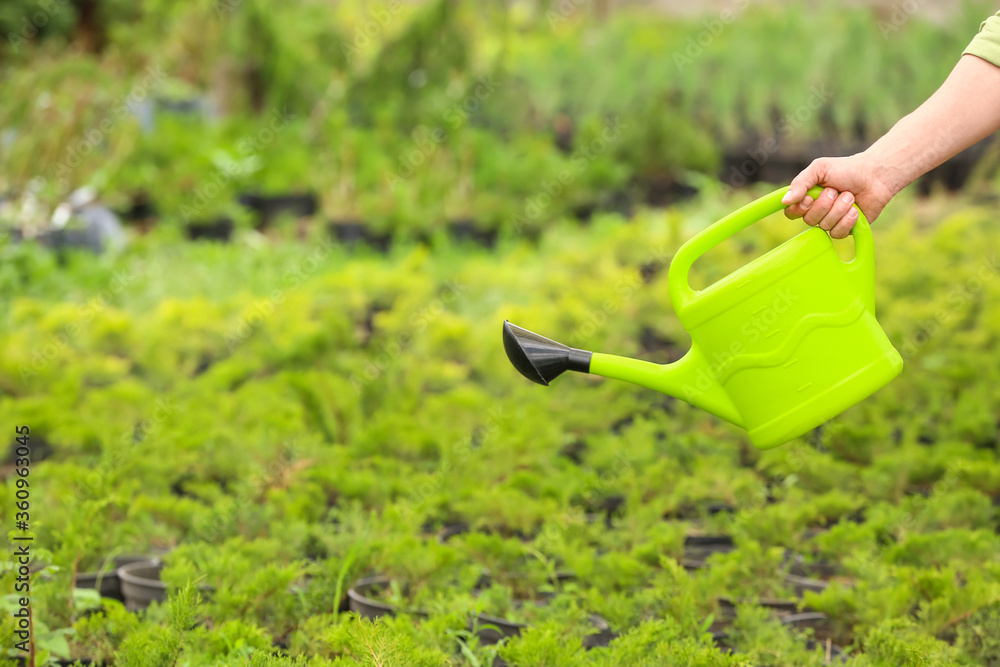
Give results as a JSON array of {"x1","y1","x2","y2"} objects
[
  {"x1": 0, "y1": 0, "x2": 137, "y2": 59},
  {"x1": 347, "y1": 0, "x2": 470, "y2": 129},
  {"x1": 1, "y1": 0, "x2": 78, "y2": 57}
]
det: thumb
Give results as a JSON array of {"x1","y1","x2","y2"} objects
[{"x1": 781, "y1": 163, "x2": 822, "y2": 205}]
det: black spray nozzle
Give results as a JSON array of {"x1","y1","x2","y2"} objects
[{"x1": 502, "y1": 320, "x2": 592, "y2": 386}]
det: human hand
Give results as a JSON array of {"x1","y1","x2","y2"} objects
[{"x1": 781, "y1": 154, "x2": 896, "y2": 239}]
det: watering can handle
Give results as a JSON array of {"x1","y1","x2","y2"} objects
[{"x1": 668, "y1": 186, "x2": 874, "y2": 313}]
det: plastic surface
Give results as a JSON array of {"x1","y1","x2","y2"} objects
[
  {"x1": 75, "y1": 570, "x2": 123, "y2": 600},
  {"x1": 585, "y1": 186, "x2": 903, "y2": 449},
  {"x1": 117, "y1": 560, "x2": 166, "y2": 611},
  {"x1": 503, "y1": 320, "x2": 592, "y2": 385}
]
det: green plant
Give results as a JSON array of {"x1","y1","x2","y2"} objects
[
  {"x1": 956, "y1": 601, "x2": 1000, "y2": 666},
  {"x1": 319, "y1": 614, "x2": 453, "y2": 666},
  {"x1": 70, "y1": 599, "x2": 142, "y2": 663},
  {"x1": 722, "y1": 604, "x2": 840, "y2": 667},
  {"x1": 704, "y1": 541, "x2": 794, "y2": 601},
  {"x1": 588, "y1": 619, "x2": 738, "y2": 666},
  {"x1": 496, "y1": 620, "x2": 586, "y2": 665},
  {"x1": 854, "y1": 617, "x2": 960, "y2": 667},
  {"x1": 115, "y1": 582, "x2": 202, "y2": 665}
]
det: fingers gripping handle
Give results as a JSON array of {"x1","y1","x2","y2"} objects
[
  {"x1": 667, "y1": 186, "x2": 873, "y2": 314},
  {"x1": 836, "y1": 190, "x2": 876, "y2": 314}
]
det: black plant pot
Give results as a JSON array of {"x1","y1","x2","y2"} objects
[
  {"x1": 784, "y1": 573, "x2": 830, "y2": 596},
  {"x1": 327, "y1": 220, "x2": 391, "y2": 252},
  {"x1": 186, "y1": 217, "x2": 233, "y2": 242},
  {"x1": 117, "y1": 560, "x2": 167, "y2": 611},
  {"x1": 77, "y1": 554, "x2": 164, "y2": 602},
  {"x1": 470, "y1": 606, "x2": 610, "y2": 648},
  {"x1": 348, "y1": 576, "x2": 523, "y2": 645},
  {"x1": 558, "y1": 439, "x2": 587, "y2": 465},
  {"x1": 569, "y1": 202, "x2": 597, "y2": 223},
  {"x1": 117, "y1": 559, "x2": 211, "y2": 611},
  {"x1": 119, "y1": 193, "x2": 157, "y2": 223},
  {"x1": 711, "y1": 598, "x2": 836, "y2": 650},
  {"x1": 129, "y1": 200, "x2": 157, "y2": 222},
  {"x1": 664, "y1": 502, "x2": 736, "y2": 521},
  {"x1": 348, "y1": 574, "x2": 608, "y2": 648},
  {"x1": 446, "y1": 219, "x2": 498, "y2": 248},
  {"x1": 718, "y1": 595, "x2": 800, "y2": 614},
  {"x1": 713, "y1": 627, "x2": 845, "y2": 663},
  {"x1": 115, "y1": 553, "x2": 167, "y2": 568},
  {"x1": 684, "y1": 535, "x2": 735, "y2": 548},
  {"x1": 581, "y1": 614, "x2": 617, "y2": 649},
  {"x1": 786, "y1": 551, "x2": 845, "y2": 580},
  {"x1": 348, "y1": 576, "x2": 411, "y2": 619},
  {"x1": 781, "y1": 611, "x2": 834, "y2": 638},
  {"x1": 5, "y1": 434, "x2": 54, "y2": 464},
  {"x1": 76, "y1": 569, "x2": 123, "y2": 602},
  {"x1": 574, "y1": 494, "x2": 625, "y2": 529},
  {"x1": 437, "y1": 521, "x2": 471, "y2": 543},
  {"x1": 682, "y1": 534, "x2": 736, "y2": 570},
  {"x1": 640, "y1": 177, "x2": 698, "y2": 207},
  {"x1": 470, "y1": 611, "x2": 526, "y2": 644},
  {"x1": 239, "y1": 192, "x2": 318, "y2": 228}
]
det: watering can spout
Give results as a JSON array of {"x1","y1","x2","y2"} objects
[
  {"x1": 502, "y1": 321, "x2": 592, "y2": 385},
  {"x1": 502, "y1": 321, "x2": 742, "y2": 427}
]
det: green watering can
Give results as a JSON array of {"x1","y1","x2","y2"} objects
[{"x1": 503, "y1": 186, "x2": 904, "y2": 449}]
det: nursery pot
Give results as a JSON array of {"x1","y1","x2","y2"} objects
[
  {"x1": 186, "y1": 217, "x2": 234, "y2": 242},
  {"x1": 581, "y1": 614, "x2": 617, "y2": 649},
  {"x1": 76, "y1": 569, "x2": 124, "y2": 602},
  {"x1": 346, "y1": 575, "x2": 523, "y2": 643},
  {"x1": 664, "y1": 502, "x2": 736, "y2": 520},
  {"x1": 682, "y1": 534, "x2": 735, "y2": 570},
  {"x1": 784, "y1": 573, "x2": 830, "y2": 596},
  {"x1": 447, "y1": 219, "x2": 498, "y2": 248},
  {"x1": 347, "y1": 576, "x2": 429, "y2": 620},
  {"x1": 717, "y1": 595, "x2": 800, "y2": 614},
  {"x1": 348, "y1": 573, "x2": 610, "y2": 648},
  {"x1": 117, "y1": 560, "x2": 167, "y2": 611},
  {"x1": 472, "y1": 611, "x2": 526, "y2": 644},
  {"x1": 115, "y1": 553, "x2": 169, "y2": 567},
  {"x1": 788, "y1": 554, "x2": 841, "y2": 580},
  {"x1": 77, "y1": 553, "x2": 164, "y2": 602},
  {"x1": 119, "y1": 194, "x2": 157, "y2": 223},
  {"x1": 436, "y1": 521, "x2": 471, "y2": 542},
  {"x1": 713, "y1": 625, "x2": 845, "y2": 663},
  {"x1": 239, "y1": 192, "x2": 317, "y2": 227},
  {"x1": 327, "y1": 220, "x2": 391, "y2": 252},
  {"x1": 781, "y1": 611, "x2": 837, "y2": 642},
  {"x1": 117, "y1": 559, "x2": 211, "y2": 611}
]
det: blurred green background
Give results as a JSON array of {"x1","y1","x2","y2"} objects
[
  {"x1": 3, "y1": 2, "x2": 1000, "y2": 666},
  {"x1": 2, "y1": 0, "x2": 998, "y2": 243}
]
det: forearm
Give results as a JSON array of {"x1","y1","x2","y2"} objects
[{"x1": 863, "y1": 54, "x2": 1000, "y2": 196}]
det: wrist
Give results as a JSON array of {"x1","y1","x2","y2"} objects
[{"x1": 859, "y1": 145, "x2": 909, "y2": 199}]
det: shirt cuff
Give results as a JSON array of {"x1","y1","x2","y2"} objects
[{"x1": 964, "y1": 12, "x2": 1000, "y2": 68}]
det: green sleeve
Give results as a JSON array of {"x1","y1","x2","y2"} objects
[{"x1": 964, "y1": 11, "x2": 1000, "y2": 67}]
